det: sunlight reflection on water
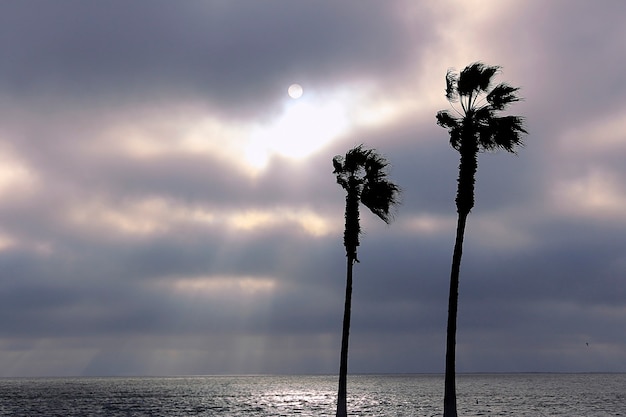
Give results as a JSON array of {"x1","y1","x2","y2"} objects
[{"x1": 0, "y1": 374, "x2": 624, "y2": 416}]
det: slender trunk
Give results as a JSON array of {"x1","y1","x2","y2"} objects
[
  {"x1": 443, "y1": 212, "x2": 468, "y2": 417},
  {"x1": 444, "y1": 119, "x2": 476, "y2": 417},
  {"x1": 336, "y1": 255, "x2": 354, "y2": 417},
  {"x1": 337, "y1": 186, "x2": 359, "y2": 417}
]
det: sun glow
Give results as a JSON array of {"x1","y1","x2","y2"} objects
[
  {"x1": 245, "y1": 93, "x2": 350, "y2": 169},
  {"x1": 103, "y1": 83, "x2": 413, "y2": 175}
]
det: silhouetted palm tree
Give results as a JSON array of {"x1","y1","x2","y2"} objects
[
  {"x1": 436, "y1": 62, "x2": 527, "y2": 417},
  {"x1": 332, "y1": 145, "x2": 400, "y2": 417}
]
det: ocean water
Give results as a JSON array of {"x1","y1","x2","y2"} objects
[{"x1": 0, "y1": 373, "x2": 624, "y2": 416}]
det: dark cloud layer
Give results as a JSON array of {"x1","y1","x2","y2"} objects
[
  {"x1": 0, "y1": 1, "x2": 424, "y2": 118},
  {"x1": 1, "y1": 1, "x2": 626, "y2": 377}
]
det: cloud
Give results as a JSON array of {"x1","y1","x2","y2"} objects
[
  {"x1": 0, "y1": 1, "x2": 430, "y2": 118},
  {"x1": 1, "y1": 0, "x2": 626, "y2": 377}
]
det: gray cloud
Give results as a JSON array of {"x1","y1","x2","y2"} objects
[
  {"x1": 0, "y1": 1, "x2": 427, "y2": 119},
  {"x1": 1, "y1": 1, "x2": 626, "y2": 377}
]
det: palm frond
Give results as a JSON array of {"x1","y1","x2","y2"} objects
[
  {"x1": 343, "y1": 145, "x2": 371, "y2": 174},
  {"x1": 436, "y1": 110, "x2": 459, "y2": 129},
  {"x1": 364, "y1": 153, "x2": 389, "y2": 183},
  {"x1": 479, "y1": 115, "x2": 527, "y2": 152},
  {"x1": 333, "y1": 155, "x2": 349, "y2": 189},
  {"x1": 492, "y1": 115, "x2": 527, "y2": 151},
  {"x1": 486, "y1": 83, "x2": 521, "y2": 110},
  {"x1": 437, "y1": 111, "x2": 463, "y2": 150},
  {"x1": 332, "y1": 156, "x2": 344, "y2": 174},
  {"x1": 449, "y1": 127, "x2": 462, "y2": 150},
  {"x1": 445, "y1": 69, "x2": 458, "y2": 102},
  {"x1": 457, "y1": 62, "x2": 499, "y2": 96},
  {"x1": 361, "y1": 180, "x2": 400, "y2": 224},
  {"x1": 473, "y1": 106, "x2": 493, "y2": 123}
]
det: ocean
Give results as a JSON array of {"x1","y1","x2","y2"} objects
[{"x1": 0, "y1": 373, "x2": 624, "y2": 416}]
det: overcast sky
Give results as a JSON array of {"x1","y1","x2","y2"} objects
[{"x1": 1, "y1": 0, "x2": 625, "y2": 377}]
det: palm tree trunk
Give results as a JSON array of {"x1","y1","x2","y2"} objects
[
  {"x1": 337, "y1": 187, "x2": 359, "y2": 417},
  {"x1": 336, "y1": 255, "x2": 353, "y2": 417},
  {"x1": 443, "y1": 211, "x2": 468, "y2": 417},
  {"x1": 444, "y1": 127, "x2": 476, "y2": 417}
]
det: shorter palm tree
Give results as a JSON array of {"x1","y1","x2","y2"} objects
[{"x1": 332, "y1": 145, "x2": 400, "y2": 417}]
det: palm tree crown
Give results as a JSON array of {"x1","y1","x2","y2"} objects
[
  {"x1": 436, "y1": 62, "x2": 527, "y2": 214},
  {"x1": 333, "y1": 145, "x2": 399, "y2": 261}
]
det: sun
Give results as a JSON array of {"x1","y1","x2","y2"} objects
[{"x1": 287, "y1": 83, "x2": 303, "y2": 99}]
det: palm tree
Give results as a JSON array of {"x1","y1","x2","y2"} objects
[
  {"x1": 332, "y1": 145, "x2": 400, "y2": 417},
  {"x1": 436, "y1": 62, "x2": 527, "y2": 417}
]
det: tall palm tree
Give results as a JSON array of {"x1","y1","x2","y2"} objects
[
  {"x1": 332, "y1": 145, "x2": 400, "y2": 417},
  {"x1": 436, "y1": 62, "x2": 527, "y2": 417}
]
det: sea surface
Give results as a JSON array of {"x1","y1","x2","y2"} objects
[{"x1": 0, "y1": 373, "x2": 624, "y2": 416}]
